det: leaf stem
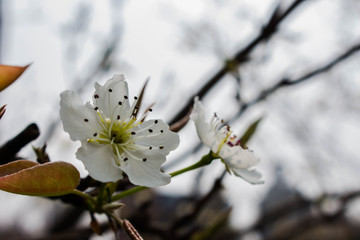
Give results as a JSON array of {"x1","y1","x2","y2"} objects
[
  {"x1": 71, "y1": 189, "x2": 96, "y2": 206},
  {"x1": 111, "y1": 186, "x2": 147, "y2": 202}
]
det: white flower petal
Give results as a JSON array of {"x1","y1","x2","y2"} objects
[
  {"x1": 60, "y1": 90, "x2": 103, "y2": 141},
  {"x1": 76, "y1": 142, "x2": 123, "y2": 182},
  {"x1": 232, "y1": 169, "x2": 264, "y2": 184},
  {"x1": 93, "y1": 74, "x2": 131, "y2": 120},
  {"x1": 190, "y1": 97, "x2": 209, "y2": 141},
  {"x1": 132, "y1": 119, "x2": 180, "y2": 154},
  {"x1": 190, "y1": 97, "x2": 222, "y2": 150},
  {"x1": 219, "y1": 144, "x2": 260, "y2": 169},
  {"x1": 121, "y1": 149, "x2": 170, "y2": 187}
]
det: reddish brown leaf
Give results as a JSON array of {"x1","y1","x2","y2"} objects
[
  {"x1": 0, "y1": 160, "x2": 38, "y2": 177},
  {"x1": 0, "y1": 64, "x2": 30, "y2": 91},
  {"x1": 0, "y1": 160, "x2": 80, "y2": 196}
]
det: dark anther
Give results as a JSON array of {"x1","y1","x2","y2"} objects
[
  {"x1": 159, "y1": 146, "x2": 164, "y2": 149},
  {"x1": 142, "y1": 158, "x2": 147, "y2": 162},
  {"x1": 149, "y1": 147, "x2": 152, "y2": 150},
  {"x1": 160, "y1": 130, "x2": 164, "y2": 133},
  {"x1": 134, "y1": 96, "x2": 138, "y2": 100},
  {"x1": 149, "y1": 108, "x2": 153, "y2": 112},
  {"x1": 84, "y1": 119, "x2": 89, "y2": 122},
  {"x1": 93, "y1": 133, "x2": 97, "y2": 137},
  {"x1": 94, "y1": 94, "x2": 99, "y2": 99},
  {"x1": 124, "y1": 158, "x2": 128, "y2": 161},
  {"x1": 94, "y1": 107, "x2": 98, "y2": 111},
  {"x1": 131, "y1": 132, "x2": 136, "y2": 135},
  {"x1": 154, "y1": 120, "x2": 158, "y2": 124},
  {"x1": 108, "y1": 89, "x2": 113, "y2": 92},
  {"x1": 124, "y1": 96, "x2": 128, "y2": 99},
  {"x1": 117, "y1": 115, "x2": 120, "y2": 120},
  {"x1": 148, "y1": 129, "x2": 153, "y2": 133}
]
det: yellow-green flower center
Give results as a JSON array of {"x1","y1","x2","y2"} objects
[
  {"x1": 110, "y1": 122, "x2": 132, "y2": 144},
  {"x1": 88, "y1": 117, "x2": 141, "y2": 166},
  {"x1": 88, "y1": 117, "x2": 139, "y2": 148}
]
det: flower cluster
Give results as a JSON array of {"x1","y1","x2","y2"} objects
[
  {"x1": 190, "y1": 97, "x2": 263, "y2": 184},
  {"x1": 60, "y1": 74, "x2": 262, "y2": 188},
  {"x1": 60, "y1": 74, "x2": 179, "y2": 187}
]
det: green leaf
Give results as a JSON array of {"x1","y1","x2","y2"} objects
[
  {"x1": 0, "y1": 64, "x2": 30, "y2": 91},
  {"x1": 240, "y1": 117, "x2": 263, "y2": 147},
  {"x1": 0, "y1": 160, "x2": 80, "y2": 196}
]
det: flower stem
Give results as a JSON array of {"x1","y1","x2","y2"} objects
[
  {"x1": 170, "y1": 152, "x2": 215, "y2": 177},
  {"x1": 96, "y1": 183, "x2": 107, "y2": 209},
  {"x1": 111, "y1": 186, "x2": 147, "y2": 202},
  {"x1": 111, "y1": 152, "x2": 216, "y2": 202},
  {"x1": 71, "y1": 189, "x2": 97, "y2": 208}
]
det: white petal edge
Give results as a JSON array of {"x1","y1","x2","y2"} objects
[
  {"x1": 190, "y1": 97, "x2": 221, "y2": 150},
  {"x1": 232, "y1": 168, "x2": 264, "y2": 184},
  {"x1": 76, "y1": 142, "x2": 123, "y2": 182}
]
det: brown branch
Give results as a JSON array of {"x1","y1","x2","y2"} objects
[
  {"x1": 0, "y1": 104, "x2": 6, "y2": 119},
  {"x1": 243, "y1": 193, "x2": 309, "y2": 235},
  {"x1": 169, "y1": 0, "x2": 308, "y2": 125},
  {"x1": 0, "y1": 123, "x2": 40, "y2": 164},
  {"x1": 237, "y1": 42, "x2": 360, "y2": 117},
  {"x1": 234, "y1": 0, "x2": 306, "y2": 63},
  {"x1": 242, "y1": 189, "x2": 360, "y2": 239},
  {"x1": 171, "y1": 170, "x2": 227, "y2": 237}
]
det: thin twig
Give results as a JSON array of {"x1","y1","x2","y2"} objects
[{"x1": 237, "y1": 42, "x2": 360, "y2": 117}]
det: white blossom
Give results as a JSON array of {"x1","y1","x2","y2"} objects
[
  {"x1": 60, "y1": 74, "x2": 179, "y2": 187},
  {"x1": 190, "y1": 97, "x2": 263, "y2": 184}
]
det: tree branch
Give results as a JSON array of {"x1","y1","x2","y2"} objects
[
  {"x1": 237, "y1": 42, "x2": 360, "y2": 116},
  {"x1": 0, "y1": 123, "x2": 40, "y2": 164},
  {"x1": 241, "y1": 189, "x2": 360, "y2": 239},
  {"x1": 169, "y1": 0, "x2": 307, "y2": 125},
  {"x1": 171, "y1": 170, "x2": 227, "y2": 237}
]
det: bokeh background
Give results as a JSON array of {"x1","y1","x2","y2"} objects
[{"x1": 1, "y1": 0, "x2": 360, "y2": 239}]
